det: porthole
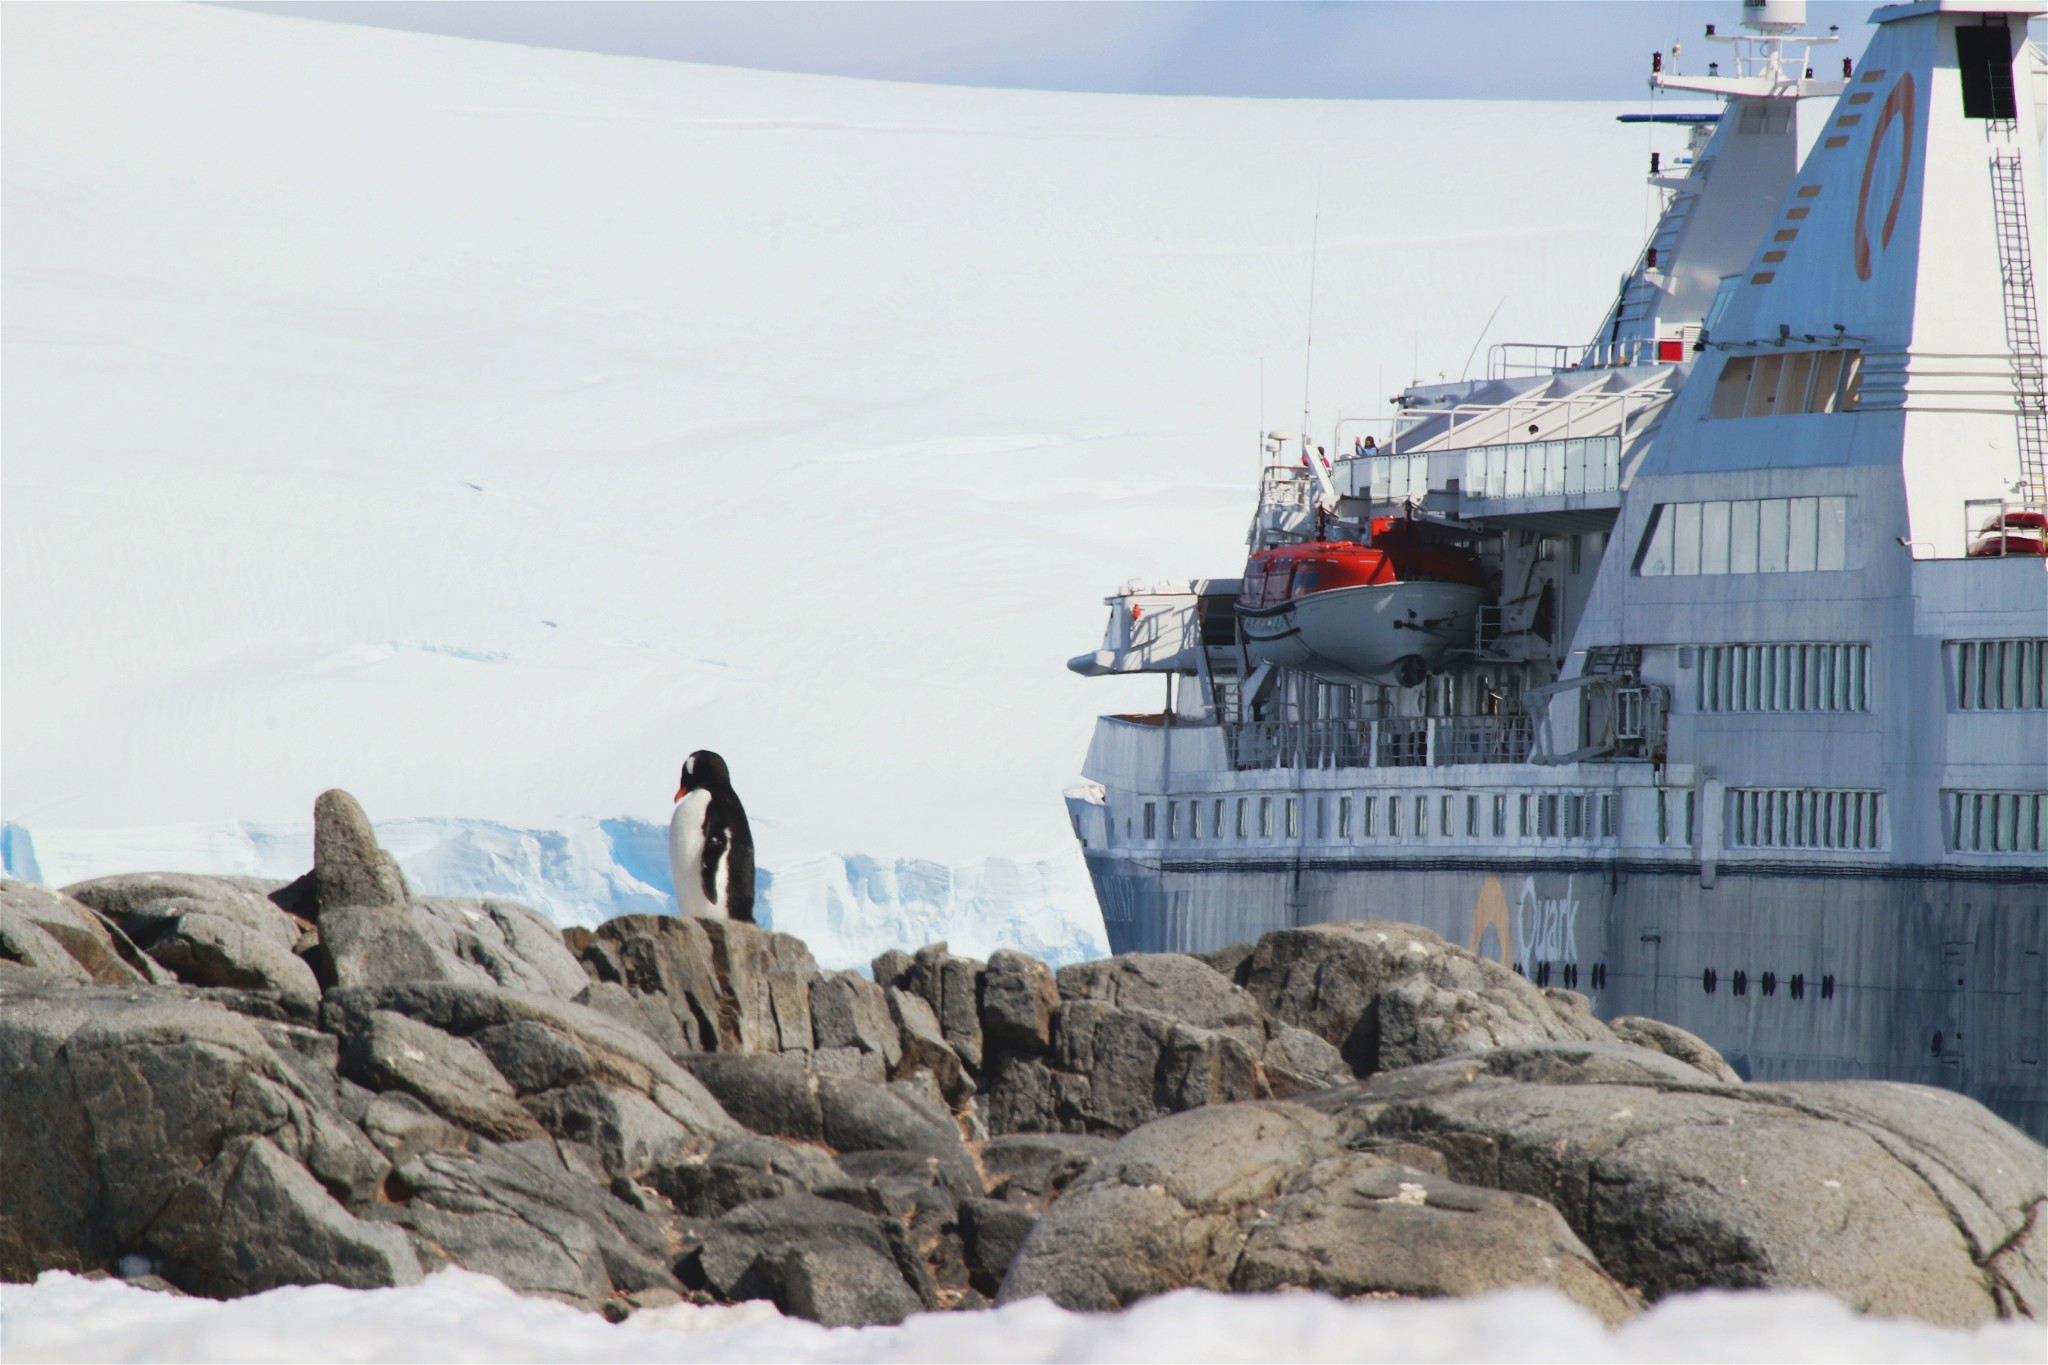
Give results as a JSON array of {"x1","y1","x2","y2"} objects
[
  {"x1": 1761, "y1": 971, "x2": 1777, "y2": 997},
  {"x1": 1703, "y1": 967, "x2": 1717, "y2": 995}
]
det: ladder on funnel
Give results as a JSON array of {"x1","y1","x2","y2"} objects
[{"x1": 1987, "y1": 140, "x2": 2047, "y2": 499}]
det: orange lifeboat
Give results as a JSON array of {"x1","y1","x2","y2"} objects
[{"x1": 1236, "y1": 518, "x2": 1487, "y2": 687}]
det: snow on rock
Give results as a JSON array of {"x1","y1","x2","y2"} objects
[
  {"x1": 4, "y1": 1269, "x2": 2042, "y2": 1365},
  {"x1": 1, "y1": 819, "x2": 1106, "y2": 969}
]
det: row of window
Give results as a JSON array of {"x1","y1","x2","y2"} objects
[
  {"x1": 1139, "y1": 790, "x2": 1617, "y2": 845},
  {"x1": 1707, "y1": 349, "x2": 1864, "y2": 420},
  {"x1": 1729, "y1": 788, "x2": 1886, "y2": 851},
  {"x1": 1635, "y1": 496, "x2": 1851, "y2": 577},
  {"x1": 1695, "y1": 642, "x2": 1871, "y2": 713},
  {"x1": 1947, "y1": 791, "x2": 2048, "y2": 854},
  {"x1": 1950, "y1": 638, "x2": 2046, "y2": 711},
  {"x1": 1125, "y1": 786, "x2": 2043, "y2": 856}
]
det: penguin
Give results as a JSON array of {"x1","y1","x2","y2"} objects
[{"x1": 669, "y1": 750, "x2": 754, "y2": 922}]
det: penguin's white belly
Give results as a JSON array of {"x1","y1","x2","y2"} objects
[{"x1": 669, "y1": 790, "x2": 727, "y2": 919}]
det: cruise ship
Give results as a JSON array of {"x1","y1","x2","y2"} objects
[{"x1": 1064, "y1": 0, "x2": 2048, "y2": 1138}]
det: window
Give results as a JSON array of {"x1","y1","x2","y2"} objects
[
  {"x1": 1658, "y1": 790, "x2": 1670, "y2": 844},
  {"x1": 1441, "y1": 795, "x2": 1455, "y2": 837},
  {"x1": 1636, "y1": 497, "x2": 1851, "y2": 576},
  {"x1": 1569, "y1": 535, "x2": 1583, "y2": 574},
  {"x1": 1166, "y1": 801, "x2": 1179, "y2": 840},
  {"x1": 1492, "y1": 794, "x2": 1507, "y2": 838},
  {"x1": 1285, "y1": 798, "x2": 1299, "y2": 838},
  {"x1": 1601, "y1": 793, "x2": 1617, "y2": 839},
  {"x1": 1699, "y1": 643, "x2": 1870, "y2": 712},
  {"x1": 1260, "y1": 797, "x2": 1273, "y2": 839},
  {"x1": 1235, "y1": 798, "x2": 1248, "y2": 839},
  {"x1": 1143, "y1": 803, "x2": 1156, "y2": 840},
  {"x1": 1947, "y1": 791, "x2": 2047, "y2": 853},
  {"x1": 1339, "y1": 796, "x2": 1353, "y2": 839},
  {"x1": 1363, "y1": 796, "x2": 1377, "y2": 838},
  {"x1": 1685, "y1": 790, "x2": 1697, "y2": 845},
  {"x1": 1213, "y1": 799, "x2": 1226, "y2": 841},
  {"x1": 1389, "y1": 796, "x2": 1402, "y2": 837},
  {"x1": 1564, "y1": 794, "x2": 1586, "y2": 839},
  {"x1": 1708, "y1": 349, "x2": 1864, "y2": 418},
  {"x1": 1957, "y1": 25, "x2": 2019, "y2": 120},
  {"x1": 1189, "y1": 800, "x2": 1201, "y2": 840},
  {"x1": 1416, "y1": 795, "x2": 1429, "y2": 837},
  {"x1": 1730, "y1": 788, "x2": 1884, "y2": 850},
  {"x1": 1315, "y1": 798, "x2": 1326, "y2": 841},
  {"x1": 1519, "y1": 793, "x2": 1532, "y2": 838},
  {"x1": 1539, "y1": 794, "x2": 1561, "y2": 838},
  {"x1": 1467, "y1": 794, "x2": 1480, "y2": 838},
  {"x1": 1950, "y1": 639, "x2": 2046, "y2": 710}
]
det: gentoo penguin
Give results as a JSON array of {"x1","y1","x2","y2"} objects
[{"x1": 669, "y1": 750, "x2": 754, "y2": 922}]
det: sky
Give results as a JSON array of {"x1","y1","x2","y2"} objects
[{"x1": 218, "y1": 1, "x2": 1890, "y2": 101}]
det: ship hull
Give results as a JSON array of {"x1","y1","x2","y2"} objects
[
  {"x1": 1238, "y1": 580, "x2": 1483, "y2": 684},
  {"x1": 1084, "y1": 848, "x2": 2048, "y2": 1139}
]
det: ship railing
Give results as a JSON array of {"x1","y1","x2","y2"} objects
[
  {"x1": 1221, "y1": 715, "x2": 1532, "y2": 771},
  {"x1": 1463, "y1": 435, "x2": 1622, "y2": 501}
]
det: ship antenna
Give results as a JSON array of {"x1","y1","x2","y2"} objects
[
  {"x1": 1458, "y1": 295, "x2": 1509, "y2": 383},
  {"x1": 1300, "y1": 204, "x2": 1321, "y2": 458}
]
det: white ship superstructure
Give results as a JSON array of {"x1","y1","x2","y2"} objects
[{"x1": 1065, "y1": 0, "x2": 2048, "y2": 1138}]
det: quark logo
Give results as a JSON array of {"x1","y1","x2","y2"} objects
[
  {"x1": 1516, "y1": 875, "x2": 1580, "y2": 965},
  {"x1": 1853, "y1": 71, "x2": 1916, "y2": 283}
]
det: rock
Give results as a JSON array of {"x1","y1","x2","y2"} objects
[
  {"x1": 1236, "y1": 921, "x2": 1612, "y2": 1076},
  {"x1": 810, "y1": 970, "x2": 900, "y2": 1072},
  {"x1": 1315, "y1": 1042, "x2": 2045, "y2": 1325},
  {"x1": 905, "y1": 944, "x2": 985, "y2": 1071},
  {"x1": 311, "y1": 789, "x2": 408, "y2": 911},
  {"x1": 145, "y1": 1135, "x2": 421, "y2": 1296},
  {"x1": 1, "y1": 881, "x2": 160, "y2": 985},
  {"x1": 886, "y1": 985, "x2": 973, "y2": 1107},
  {"x1": 339, "y1": 1010, "x2": 542, "y2": 1142},
  {"x1": 871, "y1": 949, "x2": 912, "y2": 990},
  {"x1": 0, "y1": 911, "x2": 95, "y2": 983},
  {"x1": 321, "y1": 903, "x2": 464, "y2": 990},
  {"x1": 696, "y1": 1192, "x2": 922, "y2": 1326},
  {"x1": 1230, "y1": 1153, "x2": 1633, "y2": 1322},
  {"x1": 657, "y1": 1134, "x2": 846, "y2": 1218},
  {"x1": 525, "y1": 1083, "x2": 709, "y2": 1184},
  {"x1": 1609, "y1": 1016, "x2": 1744, "y2": 1085},
  {"x1": 320, "y1": 982, "x2": 742, "y2": 1146},
  {"x1": 389, "y1": 1139, "x2": 681, "y2": 1308},
  {"x1": 1057, "y1": 953, "x2": 1266, "y2": 1042},
  {"x1": 998, "y1": 1100, "x2": 1633, "y2": 1323},
  {"x1": 680, "y1": 1053, "x2": 978, "y2": 1196},
  {"x1": 0, "y1": 975, "x2": 389, "y2": 1287},
  {"x1": 982, "y1": 1050, "x2": 1058, "y2": 1134},
  {"x1": 360, "y1": 1091, "x2": 473, "y2": 1168},
  {"x1": 412, "y1": 898, "x2": 591, "y2": 999},
  {"x1": 981, "y1": 950, "x2": 1058, "y2": 1055},
  {"x1": 979, "y1": 1131, "x2": 1113, "y2": 1209},
  {"x1": 579, "y1": 916, "x2": 818, "y2": 1055},
  {"x1": 147, "y1": 911, "x2": 321, "y2": 1006},
  {"x1": 1260, "y1": 1022, "x2": 1349, "y2": 1098},
  {"x1": 474, "y1": 1018, "x2": 592, "y2": 1094},
  {"x1": 959, "y1": 1197, "x2": 1037, "y2": 1294},
  {"x1": 1047, "y1": 1000, "x2": 1265, "y2": 1135}
]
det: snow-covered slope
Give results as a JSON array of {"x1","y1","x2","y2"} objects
[{"x1": 2, "y1": 5, "x2": 1699, "y2": 945}]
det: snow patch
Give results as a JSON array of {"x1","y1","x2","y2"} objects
[{"x1": 3, "y1": 1268, "x2": 2041, "y2": 1364}]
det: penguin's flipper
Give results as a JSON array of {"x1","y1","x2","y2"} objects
[{"x1": 727, "y1": 817, "x2": 756, "y2": 924}]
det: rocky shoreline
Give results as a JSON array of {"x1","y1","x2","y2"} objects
[{"x1": 3, "y1": 790, "x2": 2041, "y2": 1329}]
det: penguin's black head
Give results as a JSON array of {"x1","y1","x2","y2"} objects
[{"x1": 675, "y1": 749, "x2": 731, "y2": 801}]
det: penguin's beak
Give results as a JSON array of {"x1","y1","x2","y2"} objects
[{"x1": 674, "y1": 785, "x2": 689, "y2": 801}]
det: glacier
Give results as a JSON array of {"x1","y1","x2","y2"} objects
[{"x1": 0, "y1": 819, "x2": 1106, "y2": 971}]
